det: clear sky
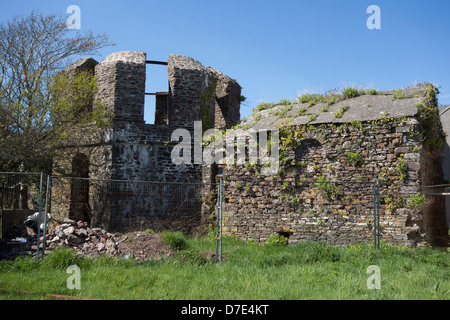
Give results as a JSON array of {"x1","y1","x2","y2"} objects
[{"x1": 2, "y1": 0, "x2": 450, "y2": 123}]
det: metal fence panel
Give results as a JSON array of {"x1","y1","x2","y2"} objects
[
  {"x1": 0, "y1": 172, "x2": 44, "y2": 260},
  {"x1": 48, "y1": 176, "x2": 215, "y2": 233},
  {"x1": 221, "y1": 177, "x2": 448, "y2": 248}
]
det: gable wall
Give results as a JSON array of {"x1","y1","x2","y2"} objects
[{"x1": 222, "y1": 117, "x2": 436, "y2": 246}]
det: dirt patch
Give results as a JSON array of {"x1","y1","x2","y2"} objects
[{"x1": 116, "y1": 231, "x2": 175, "y2": 261}]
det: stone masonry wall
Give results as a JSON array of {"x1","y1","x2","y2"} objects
[
  {"x1": 95, "y1": 51, "x2": 146, "y2": 125},
  {"x1": 207, "y1": 67, "x2": 241, "y2": 129},
  {"x1": 168, "y1": 54, "x2": 215, "y2": 129},
  {"x1": 222, "y1": 117, "x2": 432, "y2": 247}
]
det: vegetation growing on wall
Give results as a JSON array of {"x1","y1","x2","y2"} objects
[
  {"x1": 200, "y1": 76, "x2": 218, "y2": 132},
  {"x1": 416, "y1": 84, "x2": 446, "y2": 151}
]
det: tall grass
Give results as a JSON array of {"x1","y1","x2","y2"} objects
[{"x1": 0, "y1": 234, "x2": 448, "y2": 300}]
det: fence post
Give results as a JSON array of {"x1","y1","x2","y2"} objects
[
  {"x1": 372, "y1": 180, "x2": 381, "y2": 249},
  {"x1": 219, "y1": 176, "x2": 223, "y2": 262},
  {"x1": 377, "y1": 181, "x2": 381, "y2": 249},
  {"x1": 373, "y1": 180, "x2": 380, "y2": 249},
  {"x1": 215, "y1": 176, "x2": 223, "y2": 263},
  {"x1": 40, "y1": 175, "x2": 51, "y2": 259},
  {"x1": 35, "y1": 172, "x2": 44, "y2": 260}
]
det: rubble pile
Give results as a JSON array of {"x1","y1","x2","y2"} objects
[
  {"x1": 45, "y1": 219, "x2": 119, "y2": 256},
  {"x1": 44, "y1": 219, "x2": 174, "y2": 260}
]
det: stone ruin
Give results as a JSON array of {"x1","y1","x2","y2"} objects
[
  {"x1": 222, "y1": 86, "x2": 449, "y2": 247},
  {"x1": 50, "y1": 50, "x2": 449, "y2": 247},
  {"x1": 51, "y1": 51, "x2": 241, "y2": 231}
]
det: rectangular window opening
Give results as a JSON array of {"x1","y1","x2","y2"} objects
[{"x1": 144, "y1": 61, "x2": 169, "y2": 125}]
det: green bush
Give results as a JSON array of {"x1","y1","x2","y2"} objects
[
  {"x1": 278, "y1": 99, "x2": 292, "y2": 106},
  {"x1": 265, "y1": 233, "x2": 289, "y2": 246},
  {"x1": 407, "y1": 193, "x2": 426, "y2": 210},
  {"x1": 160, "y1": 231, "x2": 189, "y2": 251},
  {"x1": 334, "y1": 105, "x2": 349, "y2": 118},
  {"x1": 343, "y1": 88, "x2": 359, "y2": 98},
  {"x1": 298, "y1": 93, "x2": 316, "y2": 103},
  {"x1": 345, "y1": 150, "x2": 362, "y2": 164}
]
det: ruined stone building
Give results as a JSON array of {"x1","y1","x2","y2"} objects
[
  {"x1": 51, "y1": 51, "x2": 448, "y2": 247},
  {"x1": 222, "y1": 85, "x2": 449, "y2": 247},
  {"x1": 51, "y1": 51, "x2": 241, "y2": 231}
]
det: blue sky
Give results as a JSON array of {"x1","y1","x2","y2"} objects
[{"x1": 2, "y1": 0, "x2": 450, "y2": 123}]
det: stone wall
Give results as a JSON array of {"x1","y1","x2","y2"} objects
[
  {"x1": 168, "y1": 54, "x2": 215, "y2": 129},
  {"x1": 222, "y1": 117, "x2": 439, "y2": 247},
  {"x1": 440, "y1": 106, "x2": 450, "y2": 227},
  {"x1": 208, "y1": 67, "x2": 241, "y2": 129},
  {"x1": 95, "y1": 51, "x2": 146, "y2": 125}
]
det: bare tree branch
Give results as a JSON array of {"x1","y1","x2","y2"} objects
[{"x1": 0, "y1": 10, "x2": 114, "y2": 172}]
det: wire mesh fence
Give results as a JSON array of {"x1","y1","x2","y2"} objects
[
  {"x1": 0, "y1": 172, "x2": 44, "y2": 260},
  {"x1": 221, "y1": 177, "x2": 449, "y2": 247},
  {"x1": 48, "y1": 176, "x2": 216, "y2": 233},
  {"x1": 222, "y1": 178, "x2": 378, "y2": 246},
  {"x1": 1, "y1": 171, "x2": 448, "y2": 261}
]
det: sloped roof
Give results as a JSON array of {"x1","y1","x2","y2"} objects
[{"x1": 239, "y1": 86, "x2": 428, "y2": 131}]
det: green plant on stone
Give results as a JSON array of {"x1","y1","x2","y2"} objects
[
  {"x1": 265, "y1": 233, "x2": 289, "y2": 246},
  {"x1": 298, "y1": 93, "x2": 316, "y2": 103},
  {"x1": 270, "y1": 105, "x2": 292, "y2": 118},
  {"x1": 307, "y1": 113, "x2": 319, "y2": 123},
  {"x1": 256, "y1": 102, "x2": 276, "y2": 111},
  {"x1": 278, "y1": 99, "x2": 292, "y2": 106},
  {"x1": 297, "y1": 106, "x2": 308, "y2": 116},
  {"x1": 316, "y1": 174, "x2": 340, "y2": 199},
  {"x1": 407, "y1": 193, "x2": 426, "y2": 210},
  {"x1": 334, "y1": 105, "x2": 349, "y2": 118},
  {"x1": 397, "y1": 156, "x2": 407, "y2": 174},
  {"x1": 282, "y1": 181, "x2": 291, "y2": 190},
  {"x1": 342, "y1": 88, "x2": 359, "y2": 98},
  {"x1": 350, "y1": 119, "x2": 363, "y2": 130},
  {"x1": 308, "y1": 100, "x2": 317, "y2": 107},
  {"x1": 345, "y1": 150, "x2": 362, "y2": 165},
  {"x1": 393, "y1": 90, "x2": 405, "y2": 100},
  {"x1": 327, "y1": 95, "x2": 339, "y2": 105}
]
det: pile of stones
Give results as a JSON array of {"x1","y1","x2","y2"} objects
[{"x1": 44, "y1": 219, "x2": 121, "y2": 257}]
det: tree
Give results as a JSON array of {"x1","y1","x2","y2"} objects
[{"x1": 0, "y1": 11, "x2": 114, "y2": 172}]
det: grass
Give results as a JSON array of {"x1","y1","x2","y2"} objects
[{"x1": 0, "y1": 234, "x2": 449, "y2": 300}]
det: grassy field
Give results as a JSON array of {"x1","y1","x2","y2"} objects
[{"x1": 0, "y1": 233, "x2": 449, "y2": 300}]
